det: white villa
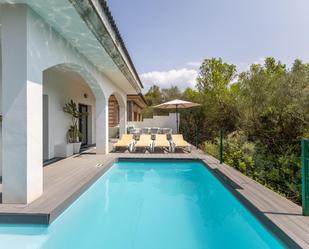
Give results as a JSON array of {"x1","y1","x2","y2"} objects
[{"x1": 0, "y1": 1, "x2": 144, "y2": 204}]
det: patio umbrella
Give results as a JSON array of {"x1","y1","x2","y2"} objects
[{"x1": 154, "y1": 99, "x2": 201, "y2": 133}]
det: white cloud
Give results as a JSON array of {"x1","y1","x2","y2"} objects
[
  {"x1": 186, "y1": 61, "x2": 202, "y2": 68},
  {"x1": 140, "y1": 68, "x2": 198, "y2": 91}
]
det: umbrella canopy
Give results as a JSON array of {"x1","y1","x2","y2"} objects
[
  {"x1": 154, "y1": 99, "x2": 200, "y2": 109},
  {"x1": 154, "y1": 99, "x2": 201, "y2": 133}
]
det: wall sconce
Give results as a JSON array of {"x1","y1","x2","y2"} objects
[{"x1": 84, "y1": 93, "x2": 88, "y2": 99}]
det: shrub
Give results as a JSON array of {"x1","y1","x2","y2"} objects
[
  {"x1": 203, "y1": 132, "x2": 302, "y2": 204},
  {"x1": 204, "y1": 140, "x2": 219, "y2": 158}
]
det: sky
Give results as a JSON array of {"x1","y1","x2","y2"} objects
[{"x1": 107, "y1": 0, "x2": 309, "y2": 91}]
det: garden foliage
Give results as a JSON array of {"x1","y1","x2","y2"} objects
[{"x1": 143, "y1": 57, "x2": 309, "y2": 204}]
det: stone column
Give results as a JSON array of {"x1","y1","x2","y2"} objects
[
  {"x1": 131, "y1": 102, "x2": 134, "y2": 121},
  {"x1": 1, "y1": 4, "x2": 43, "y2": 204},
  {"x1": 96, "y1": 97, "x2": 109, "y2": 154},
  {"x1": 119, "y1": 102, "x2": 127, "y2": 136}
]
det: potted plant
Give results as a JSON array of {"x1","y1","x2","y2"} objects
[{"x1": 63, "y1": 100, "x2": 87, "y2": 154}]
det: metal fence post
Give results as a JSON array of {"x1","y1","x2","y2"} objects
[
  {"x1": 220, "y1": 129, "x2": 224, "y2": 164},
  {"x1": 195, "y1": 126, "x2": 198, "y2": 148},
  {"x1": 302, "y1": 138, "x2": 309, "y2": 216}
]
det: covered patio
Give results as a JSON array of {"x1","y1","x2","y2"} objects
[{"x1": 0, "y1": 1, "x2": 143, "y2": 205}]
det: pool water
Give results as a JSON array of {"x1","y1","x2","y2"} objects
[{"x1": 0, "y1": 161, "x2": 285, "y2": 249}]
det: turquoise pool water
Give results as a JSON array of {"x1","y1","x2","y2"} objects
[{"x1": 0, "y1": 161, "x2": 285, "y2": 249}]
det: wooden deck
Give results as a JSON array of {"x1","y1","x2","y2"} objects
[{"x1": 0, "y1": 146, "x2": 308, "y2": 248}]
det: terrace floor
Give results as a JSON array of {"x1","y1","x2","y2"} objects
[{"x1": 0, "y1": 145, "x2": 308, "y2": 248}]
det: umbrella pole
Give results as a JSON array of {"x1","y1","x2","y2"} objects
[{"x1": 176, "y1": 104, "x2": 178, "y2": 133}]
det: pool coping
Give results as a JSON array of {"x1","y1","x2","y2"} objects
[{"x1": 0, "y1": 151, "x2": 307, "y2": 248}]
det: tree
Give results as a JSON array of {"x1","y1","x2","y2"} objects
[
  {"x1": 196, "y1": 57, "x2": 237, "y2": 94},
  {"x1": 143, "y1": 85, "x2": 163, "y2": 118},
  {"x1": 144, "y1": 85, "x2": 162, "y2": 106},
  {"x1": 232, "y1": 58, "x2": 308, "y2": 203},
  {"x1": 194, "y1": 58, "x2": 239, "y2": 138},
  {"x1": 143, "y1": 85, "x2": 184, "y2": 118},
  {"x1": 161, "y1": 86, "x2": 182, "y2": 102}
]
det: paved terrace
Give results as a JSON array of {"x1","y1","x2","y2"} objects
[{"x1": 0, "y1": 146, "x2": 308, "y2": 248}]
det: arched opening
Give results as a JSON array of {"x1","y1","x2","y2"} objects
[
  {"x1": 108, "y1": 95, "x2": 120, "y2": 138},
  {"x1": 108, "y1": 92, "x2": 126, "y2": 139},
  {"x1": 42, "y1": 63, "x2": 102, "y2": 161}
]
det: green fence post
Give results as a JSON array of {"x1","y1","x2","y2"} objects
[
  {"x1": 195, "y1": 126, "x2": 198, "y2": 149},
  {"x1": 220, "y1": 129, "x2": 224, "y2": 164},
  {"x1": 302, "y1": 138, "x2": 309, "y2": 216}
]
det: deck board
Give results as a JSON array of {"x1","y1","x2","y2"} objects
[{"x1": 0, "y1": 146, "x2": 308, "y2": 248}]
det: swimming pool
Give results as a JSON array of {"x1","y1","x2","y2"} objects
[{"x1": 0, "y1": 160, "x2": 285, "y2": 249}]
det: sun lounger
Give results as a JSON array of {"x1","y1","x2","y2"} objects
[
  {"x1": 150, "y1": 127, "x2": 160, "y2": 134},
  {"x1": 133, "y1": 134, "x2": 152, "y2": 152},
  {"x1": 130, "y1": 128, "x2": 141, "y2": 135},
  {"x1": 113, "y1": 134, "x2": 134, "y2": 152},
  {"x1": 141, "y1": 128, "x2": 150, "y2": 134},
  {"x1": 171, "y1": 134, "x2": 191, "y2": 152},
  {"x1": 162, "y1": 128, "x2": 172, "y2": 134},
  {"x1": 153, "y1": 134, "x2": 171, "y2": 152}
]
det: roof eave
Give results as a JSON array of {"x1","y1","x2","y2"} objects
[
  {"x1": 98, "y1": 0, "x2": 144, "y2": 89},
  {"x1": 69, "y1": 0, "x2": 143, "y2": 92}
]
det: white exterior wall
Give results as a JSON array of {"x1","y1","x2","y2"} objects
[
  {"x1": 43, "y1": 70, "x2": 96, "y2": 160},
  {"x1": 0, "y1": 4, "x2": 128, "y2": 203},
  {"x1": 128, "y1": 113, "x2": 179, "y2": 133}
]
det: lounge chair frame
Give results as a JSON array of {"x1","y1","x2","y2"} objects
[
  {"x1": 112, "y1": 134, "x2": 134, "y2": 152},
  {"x1": 171, "y1": 134, "x2": 191, "y2": 153},
  {"x1": 153, "y1": 134, "x2": 172, "y2": 152},
  {"x1": 132, "y1": 134, "x2": 153, "y2": 152}
]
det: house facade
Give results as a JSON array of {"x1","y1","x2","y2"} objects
[
  {"x1": 109, "y1": 94, "x2": 147, "y2": 127},
  {"x1": 127, "y1": 94, "x2": 147, "y2": 122},
  {"x1": 0, "y1": 1, "x2": 143, "y2": 204}
]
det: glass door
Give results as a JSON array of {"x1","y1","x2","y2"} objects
[{"x1": 78, "y1": 104, "x2": 88, "y2": 146}]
